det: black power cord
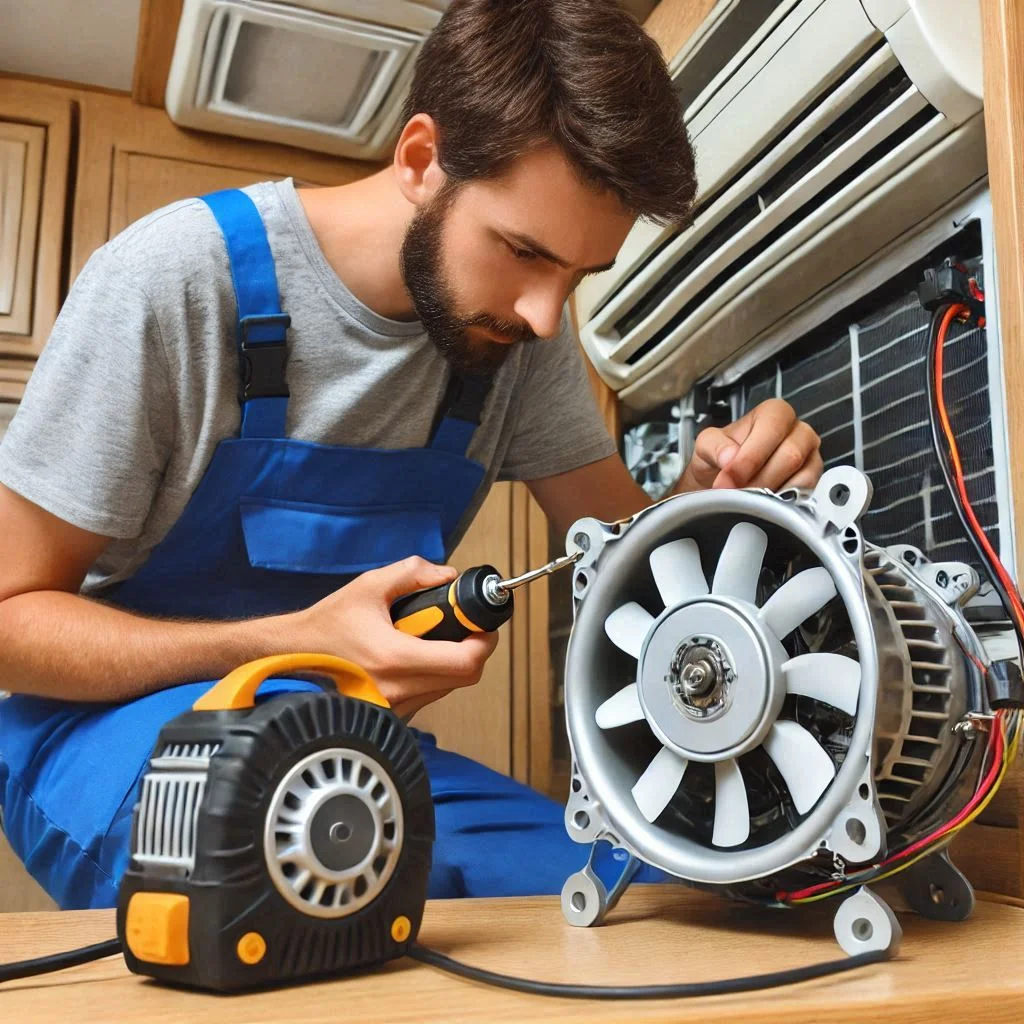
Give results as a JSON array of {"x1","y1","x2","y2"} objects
[
  {"x1": 406, "y1": 943, "x2": 888, "y2": 1000},
  {"x1": 0, "y1": 938, "x2": 123, "y2": 983},
  {"x1": 0, "y1": 935, "x2": 889, "y2": 997}
]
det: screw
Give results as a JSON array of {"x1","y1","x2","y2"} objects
[
  {"x1": 681, "y1": 659, "x2": 716, "y2": 697},
  {"x1": 573, "y1": 532, "x2": 591, "y2": 552},
  {"x1": 329, "y1": 821, "x2": 352, "y2": 843}
]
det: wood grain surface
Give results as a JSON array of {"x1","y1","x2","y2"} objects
[{"x1": 1, "y1": 886, "x2": 1022, "y2": 1023}]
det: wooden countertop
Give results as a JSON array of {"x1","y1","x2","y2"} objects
[{"x1": 1, "y1": 885, "x2": 1022, "y2": 1022}]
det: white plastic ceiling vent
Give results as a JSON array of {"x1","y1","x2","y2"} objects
[{"x1": 165, "y1": 0, "x2": 449, "y2": 160}]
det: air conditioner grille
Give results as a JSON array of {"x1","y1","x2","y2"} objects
[
  {"x1": 622, "y1": 102, "x2": 939, "y2": 364},
  {"x1": 758, "y1": 66, "x2": 911, "y2": 208},
  {"x1": 602, "y1": 39, "x2": 892, "y2": 332},
  {"x1": 672, "y1": 0, "x2": 795, "y2": 116}
]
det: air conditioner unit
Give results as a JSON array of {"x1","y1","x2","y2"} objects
[
  {"x1": 576, "y1": 0, "x2": 986, "y2": 414},
  {"x1": 165, "y1": 0, "x2": 450, "y2": 160},
  {"x1": 601, "y1": 0, "x2": 1014, "y2": 625}
]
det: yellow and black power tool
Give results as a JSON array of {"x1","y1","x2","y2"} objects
[{"x1": 116, "y1": 654, "x2": 435, "y2": 992}]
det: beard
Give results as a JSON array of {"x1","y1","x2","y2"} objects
[{"x1": 399, "y1": 186, "x2": 536, "y2": 376}]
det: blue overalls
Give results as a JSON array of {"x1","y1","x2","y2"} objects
[{"x1": 0, "y1": 189, "x2": 663, "y2": 909}]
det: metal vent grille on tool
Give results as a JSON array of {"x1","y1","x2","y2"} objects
[
  {"x1": 133, "y1": 742, "x2": 222, "y2": 873},
  {"x1": 558, "y1": 466, "x2": 994, "y2": 956}
]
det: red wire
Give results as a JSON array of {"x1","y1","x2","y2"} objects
[
  {"x1": 934, "y1": 305, "x2": 1024, "y2": 628},
  {"x1": 779, "y1": 717, "x2": 1006, "y2": 902}
]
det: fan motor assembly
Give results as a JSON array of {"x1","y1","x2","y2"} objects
[{"x1": 560, "y1": 466, "x2": 995, "y2": 955}]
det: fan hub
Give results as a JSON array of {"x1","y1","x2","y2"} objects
[
  {"x1": 638, "y1": 598, "x2": 786, "y2": 762},
  {"x1": 670, "y1": 640, "x2": 732, "y2": 712}
]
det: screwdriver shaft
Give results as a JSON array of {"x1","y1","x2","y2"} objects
[{"x1": 491, "y1": 552, "x2": 582, "y2": 597}]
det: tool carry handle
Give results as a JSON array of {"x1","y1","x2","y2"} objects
[{"x1": 192, "y1": 653, "x2": 390, "y2": 712}]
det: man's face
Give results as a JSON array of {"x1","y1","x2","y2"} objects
[{"x1": 400, "y1": 145, "x2": 635, "y2": 375}]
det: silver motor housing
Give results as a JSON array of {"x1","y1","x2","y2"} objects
[{"x1": 559, "y1": 467, "x2": 990, "y2": 955}]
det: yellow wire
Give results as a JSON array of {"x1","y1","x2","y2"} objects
[{"x1": 790, "y1": 712, "x2": 1016, "y2": 905}]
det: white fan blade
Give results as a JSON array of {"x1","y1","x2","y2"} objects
[
  {"x1": 649, "y1": 538, "x2": 708, "y2": 608},
  {"x1": 783, "y1": 653, "x2": 861, "y2": 716},
  {"x1": 763, "y1": 720, "x2": 836, "y2": 814},
  {"x1": 760, "y1": 567, "x2": 837, "y2": 640},
  {"x1": 604, "y1": 602, "x2": 654, "y2": 660},
  {"x1": 712, "y1": 757, "x2": 750, "y2": 847},
  {"x1": 596, "y1": 683, "x2": 645, "y2": 729},
  {"x1": 712, "y1": 522, "x2": 768, "y2": 603},
  {"x1": 632, "y1": 746, "x2": 689, "y2": 823}
]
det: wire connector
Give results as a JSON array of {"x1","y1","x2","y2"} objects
[
  {"x1": 986, "y1": 660, "x2": 1024, "y2": 711},
  {"x1": 917, "y1": 259, "x2": 986, "y2": 325}
]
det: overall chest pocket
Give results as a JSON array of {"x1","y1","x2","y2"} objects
[{"x1": 239, "y1": 496, "x2": 446, "y2": 575}]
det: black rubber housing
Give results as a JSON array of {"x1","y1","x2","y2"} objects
[{"x1": 116, "y1": 691, "x2": 434, "y2": 992}]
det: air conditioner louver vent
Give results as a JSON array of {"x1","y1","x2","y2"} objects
[
  {"x1": 577, "y1": 0, "x2": 986, "y2": 414},
  {"x1": 672, "y1": 0, "x2": 797, "y2": 117},
  {"x1": 622, "y1": 102, "x2": 939, "y2": 365},
  {"x1": 611, "y1": 39, "x2": 894, "y2": 333}
]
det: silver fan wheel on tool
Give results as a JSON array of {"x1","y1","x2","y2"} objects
[{"x1": 264, "y1": 747, "x2": 404, "y2": 919}]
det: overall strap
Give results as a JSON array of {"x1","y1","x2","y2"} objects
[
  {"x1": 201, "y1": 189, "x2": 290, "y2": 439},
  {"x1": 430, "y1": 373, "x2": 494, "y2": 456}
]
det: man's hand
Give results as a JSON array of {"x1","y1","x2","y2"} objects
[
  {"x1": 289, "y1": 556, "x2": 500, "y2": 720},
  {"x1": 678, "y1": 398, "x2": 823, "y2": 494}
]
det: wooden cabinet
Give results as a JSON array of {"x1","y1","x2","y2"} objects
[
  {"x1": 0, "y1": 83, "x2": 72, "y2": 360},
  {"x1": 0, "y1": 359, "x2": 30, "y2": 402}
]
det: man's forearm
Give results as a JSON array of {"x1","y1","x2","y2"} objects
[{"x1": 0, "y1": 590, "x2": 306, "y2": 701}]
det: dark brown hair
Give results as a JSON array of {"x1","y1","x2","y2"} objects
[{"x1": 402, "y1": 0, "x2": 697, "y2": 227}]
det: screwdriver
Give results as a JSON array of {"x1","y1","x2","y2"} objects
[{"x1": 390, "y1": 553, "x2": 581, "y2": 641}]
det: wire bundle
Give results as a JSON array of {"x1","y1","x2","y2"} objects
[
  {"x1": 777, "y1": 707, "x2": 1021, "y2": 904},
  {"x1": 777, "y1": 288, "x2": 1024, "y2": 905}
]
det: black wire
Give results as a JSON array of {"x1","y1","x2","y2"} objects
[
  {"x1": 0, "y1": 935, "x2": 890, "y2": 997},
  {"x1": 406, "y1": 943, "x2": 889, "y2": 1000},
  {"x1": 0, "y1": 938, "x2": 123, "y2": 984},
  {"x1": 924, "y1": 304, "x2": 1024, "y2": 662}
]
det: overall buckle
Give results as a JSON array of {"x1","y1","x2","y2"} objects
[{"x1": 238, "y1": 313, "x2": 291, "y2": 402}]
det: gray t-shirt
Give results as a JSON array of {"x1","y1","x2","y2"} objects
[{"x1": 0, "y1": 178, "x2": 615, "y2": 596}]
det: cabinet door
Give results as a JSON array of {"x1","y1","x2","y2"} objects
[
  {"x1": 0, "y1": 122, "x2": 44, "y2": 337},
  {"x1": 110, "y1": 153, "x2": 287, "y2": 237},
  {"x1": 411, "y1": 483, "x2": 514, "y2": 775},
  {"x1": 0, "y1": 358, "x2": 29, "y2": 441},
  {"x1": 74, "y1": 90, "x2": 377, "y2": 274},
  {"x1": 0, "y1": 83, "x2": 72, "y2": 359}
]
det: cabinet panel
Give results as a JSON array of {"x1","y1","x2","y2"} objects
[
  {"x1": 644, "y1": 0, "x2": 719, "y2": 62},
  {"x1": 74, "y1": 90, "x2": 378, "y2": 278},
  {"x1": 0, "y1": 358, "x2": 30, "y2": 402},
  {"x1": 411, "y1": 483, "x2": 514, "y2": 775},
  {"x1": 111, "y1": 152, "x2": 285, "y2": 235},
  {"x1": 0, "y1": 358, "x2": 29, "y2": 442},
  {"x1": 0, "y1": 123, "x2": 45, "y2": 334},
  {"x1": 0, "y1": 82, "x2": 72, "y2": 360}
]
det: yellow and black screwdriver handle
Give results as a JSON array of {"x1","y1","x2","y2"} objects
[{"x1": 390, "y1": 564, "x2": 512, "y2": 641}]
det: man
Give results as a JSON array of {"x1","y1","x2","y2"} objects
[{"x1": 0, "y1": 0, "x2": 822, "y2": 909}]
